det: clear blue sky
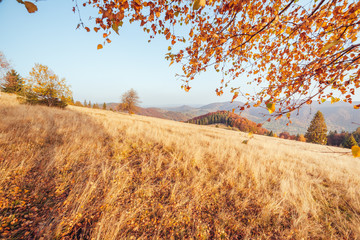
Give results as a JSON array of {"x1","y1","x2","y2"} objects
[{"x1": 0, "y1": 0, "x2": 239, "y2": 107}]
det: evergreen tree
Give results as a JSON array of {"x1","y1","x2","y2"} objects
[
  {"x1": 1, "y1": 69, "x2": 23, "y2": 93},
  {"x1": 102, "y1": 102, "x2": 107, "y2": 110},
  {"x1": 84, "y1": 100, "x2": 87, "y2": 107},
  {"x1": 305, "y1": 111, "x2": 328, "y2": 145},
  {"x1": 343, "y1": 134, "x2": 358, "y2": 149}
]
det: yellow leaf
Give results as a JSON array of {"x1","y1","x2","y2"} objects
[
  {"x1": 112, "y1": 23, "x2": 119, "y2": 35},
  {"x1": 97, "y1": 44, "x2": 103, "y2": 50},
  {"x1": 352, "y1": 146, "x2": 360, "y2": 158},
  {"x1": 320, "y1": 40, "x2": 341, "y2": 53},
  {"x1": 24, "y1": 1, "x2": 38, "y2": 13},
  {"x1": 266, "y1": 102, "x2": 275, "y2": 114},
  {"x1": 193, "y1": 0, "x2": 205, "y2": 10}
]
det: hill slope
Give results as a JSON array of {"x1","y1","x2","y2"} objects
[{"x1": 1, "y1": 93, "x2": 360, "y2": 239}]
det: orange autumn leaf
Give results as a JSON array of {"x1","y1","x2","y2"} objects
[
  {"x1": 352, "y1": 146, "x2": 360, "y2": 158},
  {"x1": 24, "y1": 1, "x2": 38, "y2": 13},
  {"x1": 97, "y1": 44, "x2": 103, "y2": 50}
]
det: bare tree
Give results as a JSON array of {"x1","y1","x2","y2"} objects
[{"x1": 119, "y1": 89, "x2": 140, "y2": 114}]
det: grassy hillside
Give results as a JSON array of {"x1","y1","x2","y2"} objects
[{"x1": 1, "y1": 93, "x2": 360, "y2": 239}]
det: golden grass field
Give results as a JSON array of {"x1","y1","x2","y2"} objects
[{"x1": 1, "y1": 93, "x2": 360, "y2": 239}]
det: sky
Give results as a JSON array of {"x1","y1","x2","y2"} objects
[
  {"x1": 1, "y1": 1, "x2": 359, "y2": 108},
  {"x1": 0, "y1": 0, "x2": 241, "y2": 107}
]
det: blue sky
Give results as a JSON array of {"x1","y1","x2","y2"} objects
[
  {"x1": 0, "y1": 0, "x2": 239, "y2": 107},
  {"x1": 1, "y1": 1, "x2": 359, "y2": 107}
]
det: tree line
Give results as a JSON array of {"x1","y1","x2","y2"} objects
[{"x1": 187, "y1": 111, "x2": 268, "y2": 135}]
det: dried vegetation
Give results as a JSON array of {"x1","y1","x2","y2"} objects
[{"x1": 0, "y1": 93, "x2": 359, "y2": 239}]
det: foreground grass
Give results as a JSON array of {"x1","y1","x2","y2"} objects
[{"x1": 0, "y1": 93, "x2": 360, "y2": 239}]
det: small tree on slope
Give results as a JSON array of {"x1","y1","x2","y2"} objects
[
  {"x1": 305, "y1": 111, "x2": 328, "y2": 145},
  {"x1": 343, "y1": 135, "x2": 358, "y2": 149},
  {"x1": 119, "y1": 89, "x2": 140, "y2": 114},
  {"x1": 1, "y1": 69, "x2": 23, "y2": 93}
]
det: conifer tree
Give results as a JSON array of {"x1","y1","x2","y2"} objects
[
  {"x1": 102, "y1": 102, "x2": 107, "y2": 110},
  {"x1": 305, "y1": 111, "x2": 328, "y2": 145},
  {"x1": 1, "y1": 69, "x2": 23, "y2": 93},
  {"x1": 343, "y1": 134, "x2": 358, "y2": 149}
]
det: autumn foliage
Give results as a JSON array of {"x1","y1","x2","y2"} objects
[
  {"x1": 69, "y1": 0, "x2": 360, "y2": 117},
  {"x1": 187, "y1": 110, "x2": 268, "y2": 135},
  {"x1": 1, "y1": 69, "x2": 23, "y2": 94},
  {"x1": 22, "y1": 64, "x2": 72, "y2": 108}
]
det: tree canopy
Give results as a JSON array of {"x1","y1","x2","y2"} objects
[
  {"x1": 77, "y1": 0, "x2": 360, "y2": 118},
  {"x1": 119, "y1": 88, "x2": 140, "y2": 114},
  {"x1": 14, "y1": 0, "x2": 360, "y2": 118},
  {"x1": 305, "y1": 110, "x2": 328, "y2": 145},
  {"x1": 1, "y1": 69, "x2": 23, "y2": 94},
  {"x1": 24, "y1": 64, "x2": 73, "y2": 107}
]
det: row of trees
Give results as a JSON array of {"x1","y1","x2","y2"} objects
[
  {"x1": 73, "y1": 89, "x2": 141, "y2": 114},
  {"x1": 74, "y1": 100, "x2": 108, "y2": 110},
  {"x1": 328, "y1": 129, "x2": 360, "y2": 149},
  {"x1": 1, "y1": 59, "x2": 72, "y2": 108}
]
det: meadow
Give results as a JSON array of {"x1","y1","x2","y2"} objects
[{"x1": 0, "y1": 93, "x2": 359, "y2": 239}]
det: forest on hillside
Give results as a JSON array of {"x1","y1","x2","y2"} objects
[{"x1": 186, "y1": 111, "x2": 268, "y2": 135}]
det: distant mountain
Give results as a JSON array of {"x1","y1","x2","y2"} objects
[
  {"x1": 107, "y1": 101, "x2": 359, "y2": 134},
  {"x1": 106, "y1": 103, "x2": 196, "y2": 121},
  {"x1": 136, "y1": 107, "x2": 195, "y2": 121},
  {"x1": 173, "y1": 101, "x2": 359, "y2": 134}
]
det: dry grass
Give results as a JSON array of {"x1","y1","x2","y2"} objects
[{"x1": 1, "y1": 92, "x2": 360, "y2": 239}]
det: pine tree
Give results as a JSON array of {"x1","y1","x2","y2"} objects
[
  {"x1": 343, "y1": 134, "x2": 358, "y2": 149},
  {"x1": 305, "y1": 111, "x2": 328, "y2": 145},
  {"x1": 1, "y1": 69, "x2": 23, "y2": 93},
  {"x1": 102, "y1": 102, "x2": 107, "y2": 110}
]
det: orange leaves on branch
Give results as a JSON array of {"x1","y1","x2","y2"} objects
[
  {"x1": 231, "y1": 92, "x2": 239, "y2": 102},
  {"x1": 83, "y1": 0, "x2": 360, "y2": 117},
  {"x1": 97, "y1": 44, "x2": 103, "y2": 50},
  {"x1": 85, "y1": 27, "x2": 90, "y2": 32}
]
